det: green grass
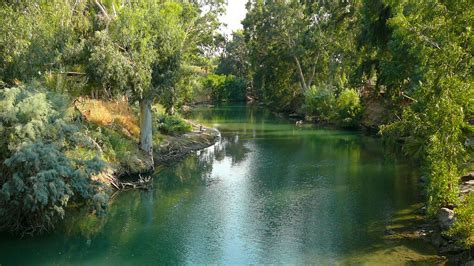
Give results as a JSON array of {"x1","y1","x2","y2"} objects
[
  {"x1": 448, "y1": 192, "x2": 474, "y2": 247},
  {"x1": 156, "y1": 114, "x2": 192, "y2": 136}
]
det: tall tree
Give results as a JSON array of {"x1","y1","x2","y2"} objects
[
  {"x1": 242, "y1": 0, "x2": 359, "y2": 110},
  {"x1": 88, "y1": 0, "x2": 223, "y2": 161}
]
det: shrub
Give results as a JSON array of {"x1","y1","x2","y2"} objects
[
  {"x1": 0, "y1": 85, "x2": 109, "y2": 234},
  {"x1": 303, "y1": 85, "x2": 336, "y2": 121},
  {"x1": 335, "y1": 88, "x2": 362, "y2": 128},
  {"x1": 448, "y1": 192, "x2": 474, "y2": 247},
  {"x1": 1, "y1": 142, "x2": 107, "y2": 235},
  {"x1": 83, "y1": 124, "x2": 139, "y2": 163},
  {"x1": 156, "y1": 114, "x2": 192, "y2": 136},
  {"x1": 380, "y1": 87, "x2": 466, "y2": 215}
]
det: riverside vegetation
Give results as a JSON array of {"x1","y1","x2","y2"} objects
[
  {"x1": 0, "y1": 0, "x2": 225, "y2": 235},
  {"x1": 0, "y1": 0, "x2": 472, "y2": 260},
  {"x1": 219, "y1": 0, "x2": 473, "y2": 253}
]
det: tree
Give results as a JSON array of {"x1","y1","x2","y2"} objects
[
  {"x1": 379, "y1": 0, "x2": 473, "y2": 213},
  {"x1": 92, "y1": 0, "x2": 224, "y2": 161},
  {"x1": 0, "y1": 1, "x2": 92, "y2": 85},
  {"x1": 83, "y1": 1, "x2": 186, "y2": 162},
  {"x1": 217, "y1": 31, "x2": 249, "y2": 77},
  {"x1": 242, "y1": 0, "x2": 360, "y2": 110}
]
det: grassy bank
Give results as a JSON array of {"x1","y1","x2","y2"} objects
[{"x1": 74, "y1": 98, "x2": 219, "y2": 183}]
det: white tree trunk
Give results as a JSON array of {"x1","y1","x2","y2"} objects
[
  {"x1": 293, "y1": 52, "x2": 319, "y2": 93},
  {"x1": 294, "y1": 56, "x2": 308, "y2": 92},
  {"x1": 139, "y1": 99, "x2": 154, "y2": 164}
]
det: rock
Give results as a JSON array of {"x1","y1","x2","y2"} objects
[
  {"x1": 415, "y1": 206, "x2": 427, "y2": 215},
  {"x1": 461, "y1": 172, "x2": 474, "y2": 182},
  {"x1": 431, "y1": 231, "x2": 444, "y2": 248},
  {"x1": 461, "y1": 179, "x2": 474, "y2": 195},
  {"x1": 437, "y1": 207, "x2": 455, "y2": 230},
  {"x1": 181, "y1": 105, "x2": 191, "y2": 113},
  {"x1": 439, "y1": 243, "x2": 464, "y2": 255}
]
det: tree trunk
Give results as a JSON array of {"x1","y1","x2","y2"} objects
[
  {"x1": 294, "y1": 53, "x2": 319, "y2": 93},
  {"x1": 139, "y1": 99, "x2": 154, "y2": 165},
  {"x1": 294, "y1": 56, "x2": 308, "y2": 92}
]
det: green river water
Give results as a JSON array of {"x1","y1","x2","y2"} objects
[{"x1": 0, "y1": 104, "x2": 443, "y2": 265}]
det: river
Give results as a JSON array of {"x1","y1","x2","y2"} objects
[{"x1": 0, "y1": 104, "x2": 443, "y2": 264}]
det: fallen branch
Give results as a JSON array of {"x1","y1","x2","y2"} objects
[
  {"x1": 119, "y1": 175, "x2": 153, "y2": 190},
  {"x1": 52, "y1": 71, "x2": 86, "y2": 76}
]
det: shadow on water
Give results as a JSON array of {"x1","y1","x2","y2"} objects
[{"x1": 0, "y1": 104, "x2": 443, "y2": 265}]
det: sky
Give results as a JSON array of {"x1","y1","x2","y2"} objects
[{"x1": 219, "y1": 0, "x2": 248, "y2": 36}]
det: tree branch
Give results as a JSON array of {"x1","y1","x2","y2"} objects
[
  {"x1": 52, "y1": 71, "x2": 86, "y2": 76},
  {"x1": 95, "y1": 0, "x2": 110, "y2": 21}
]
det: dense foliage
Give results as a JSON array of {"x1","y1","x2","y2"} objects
[
  {"x1": 303, "y1": 85, "x2": 336, "y2": 121},
  {"x1": 204, "y1": 74, "x2": 246, "y2": 102},
  {"x1": 335, "y1": 89, "x2": 363, "y2": 128},
  {"x1": 448, "y1": 193, "x2": 474, "y2": 247},
  {"x1": 303, "y1": 86, "x2": 362, "y2": 128},
  {"x1": 0, "y1": 0, "x2": 225, "y2": 234},
  {"x1": 0, "y1": 86, "x2": 108, "y2": 234},
  {"x1": 228, "y1": 0, "x2": 473, "y2": 244}
]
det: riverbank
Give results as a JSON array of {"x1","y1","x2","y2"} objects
[{"x1": 74, "y1": 99, "x2": 220, "y2": 190}]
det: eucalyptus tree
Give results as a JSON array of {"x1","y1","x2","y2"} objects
[
  {"x1": 0, "y1": 0, "x2": 92, "y2": 85},
  {"x1": 157, "y1": 0, "x2": 225, "y2": 115},
  {"x1": 242, "y1": 0, "x2": 359, "y2": 109},
  {"x1": 101, "y1": 1, "x2": 186, "y2": 162},
  {"x1": 87, "y1": 0, "x2": 223, "y2": 161},
  {"x1": 217, "y1": 31, "x2": 249, "y2": 78}
]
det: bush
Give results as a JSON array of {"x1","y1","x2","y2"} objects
[
  {"x1": 156, "y1": 114, "x2": 192, "y2": 136},
  {"x1": 1, "y1": 142, "x2": 107, "y2": 235},
  {"x1": 303, "y1": 85, "x2": 336, "y2": 121},
  {"x1": 204, "y1": 74, "x2": 246, "y2": 102},
  {"x1": 335, "y1": 88, "x2": 362, "y2": 128},
  {"x1": 448, "y1": 192, "x2": 474, "y2": 247},
  {"x1": 0, "y1": 85, "x2": 109, "y2": 234}
]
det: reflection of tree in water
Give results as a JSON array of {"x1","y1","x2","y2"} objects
[
  {"x1": 186, "y1": 104, "x2": 269, "y2": 124},
  {"x1": 58, "y1": 146, "x2": 222, "y2": 252},
  {"x1": 60, "y1": 208, "x2": 109, "y2": 239},
  {"x1": 212, "y1": 135, "x2": 251, "y2": 165}
]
